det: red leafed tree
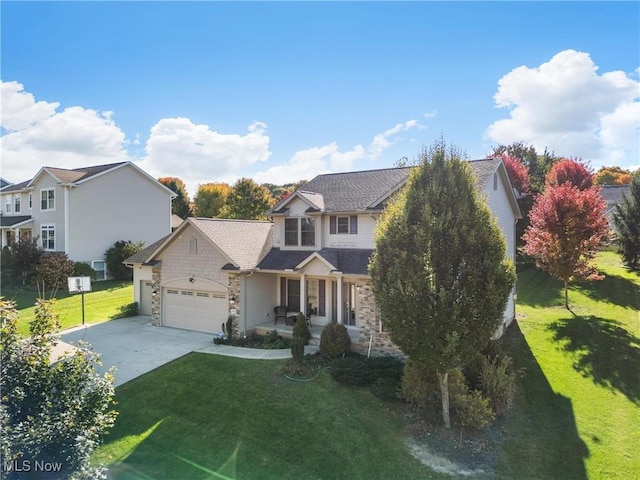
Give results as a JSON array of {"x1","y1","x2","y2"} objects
[
  {"x1": 546, "y1": 158, "x2": 593, "y2": 191},
  {"x1": 500, "y1": 154, "x2": 531, "y2": 196},
  {"x1": 523, "y1": 181, "x2": 608, "y2": 309}
]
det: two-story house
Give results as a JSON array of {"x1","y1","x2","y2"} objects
[
  {"x1": 134, "y1": 158, "x2": 520, "y2": 356},
  {"x1": 0, "y1": 161, "x2": 175, "y2": 280}
]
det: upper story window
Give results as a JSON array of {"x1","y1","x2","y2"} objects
[
  {"x1": 285, "y1": 217, "x2": 315, "y2": 247},
  {"x1": 41, "y1": 188, "x2": 55, "y2": 211},
  {"x1": 41, "y1": 224, "x2": 55, "y2": 250},
  {"x1": 330, "y1": 215, "x2": 358, "y2": 235},
  {"x1": 29, "y1": 193, "x2": 32, "y2": 210},
  {"x1": 5, "y1": 196, "x2": 11, "y2": 213},
  {"x1": 14, "y1": 196, "x2": 21, "y2": 213}
]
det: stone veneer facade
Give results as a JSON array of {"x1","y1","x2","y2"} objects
[
  {"x1": 227, "y1": 273, "x2": 241, "y2": 320},
  {"x1": 356, "y1": 280, "x2": 405, "y2": 357},
  {"x1": 151, "y1": 264, "x2": 162, "y2": 326}
]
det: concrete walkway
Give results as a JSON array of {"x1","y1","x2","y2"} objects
[{"x1": 57, "y1": 316, "x2": 316, "y2": 386}]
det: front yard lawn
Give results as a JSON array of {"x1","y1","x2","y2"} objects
[
  {"x1": 4, "y1": 280, "x2": 134, "y2": 336},
  {"x1": 497, "y1": 251, "x2": 640, "y2": 479},
  {"x1": 92, "y1": 354, "x2": 441, "y2": 480}
]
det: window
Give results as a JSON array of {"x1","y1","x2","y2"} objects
[
  {"x1": 14, "y1": 196, "x2": 20, "y2": 213},
  {"x1": 41, "y1": 225, "x2": 55, "y2": 250},
  {"x1": 5, "y1": 196, "x2": 11, "y2": 213},
  {"x1": 330, "y1": 215, "x2": 358, "y2": 235},
  {"x1": 301, "y1": 218, "x2": 315, "y2": 246},
  {"x1": 41, "y1": 188, "x2": 55, "y2": 211},
  {"x1": 280, "y1": 277, "x2": 301, "y2": 312},
  {"x1": 92, "y1": 260, "x2": 106, "y2": 281},
  {"x1": 29, "y1": 193, "x2": 32, "y2": 210},
  {"x1": 285, "y1": 218, "x2": 298, "y2": 246},
  {"x1": 189, "y1": 237, "x2": 197, "y2": 254},
  {"x1": 6, "y1": 231, "x2": 16, "y2": 247}
]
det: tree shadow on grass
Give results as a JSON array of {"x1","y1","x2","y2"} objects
[
  {"x1": 548, "y1": 316, "x2": 640, "y2": 405},
  {"x1": 498, "y1": 321, "x2": 589, "y2": 480},
  {"x1": 516, "y1": 266, "x2": 565, "y2": 308},
  {"x1": 576, "y1": 273, "x2": 640, "y2": 310}
]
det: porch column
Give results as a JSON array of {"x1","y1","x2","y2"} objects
[
  {"x1": 300, "y1": 273, "x2": 306, "y2": 314},
  {"x1": 337, "y1": 276, "x2": 343, "y2": 324}
]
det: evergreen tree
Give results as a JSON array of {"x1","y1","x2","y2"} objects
[
  {"x1": 370, "y1": 139, "x2": 516, "y2": 428},
  {"x1": 613, "y1": 170, "x2": 640, "y2": 269}
]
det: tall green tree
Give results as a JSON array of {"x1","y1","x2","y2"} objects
[
  {"x1": 105, "y1": 240, "x2": 144, "y2": 281},
  {"x1": 369, "y1": 139, "x2": 516, "y2": 428},
  {"x1": 193, "y1": 183, "x2": 231, "y2": 218},
  {"x1": 0, "y1": 298, "x2": 117, "y2": 479},
  {"x1": 158, "y1": 177, "x2": 192, "y2": 219},
  {"x1": 225, "y1": 178, "x2": 274, "y2": 220},
  {"x1": 1, "y1": 237, "x2": 42, "y2": 286},
  {"x1": 523, "y1": 160, "x2": 609, "y2": 309},
  {"x1": 613, "y1": 170, "x2": 640, "y2": 269}
]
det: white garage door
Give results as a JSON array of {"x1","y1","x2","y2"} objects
[
  {"x1": 140, "y1": 281, "x2": 153, "y2": 316},
  {"x1": 163, "y1": 288, "x2": 227, "y2": 334}
]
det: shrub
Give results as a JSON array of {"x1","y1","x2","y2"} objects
[
  {"x1": 117, "y1": 302, "x2": 139, "y2": 318},
  {"x1": 371, "y1": 377, "x2": 401, "y2": 402},
  {"x1": 73, "y1": 261, "x2": 97, "y2": 279},
  {"x1": 222, "y1": 316, "x2": 238, "y2": 341},
  {"x1": 319, "y1": 322, "x2": 351, "y2": 358},
  {"x1": 291, "y1": 313, "x2": 309, "y2": 364},
  {"x1": 330, "y1": 356, "x2": 372, "y2": 386},
  {"x1": 453, "y1": 389, "x2": 495, "y2": 430},
  {"x1": 105, "y1": 240, "x2": 144, "y2": 281},
  {"x1": 478, "y1": 354, "x2": 515, "y2": 415}
]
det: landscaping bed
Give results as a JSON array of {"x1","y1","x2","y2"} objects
[{"x1": 214, "y1": 329, "x2": 292, "y2": 349}]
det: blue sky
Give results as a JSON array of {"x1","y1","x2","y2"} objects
[{"x1": 1, "y1": 1, "x2": 638, "y2": 195}]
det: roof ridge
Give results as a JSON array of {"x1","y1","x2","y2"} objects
[
  {"x1": 313, "y1": 166, "x2": 413, "y2": 177},
  {"x1": 192, "y1": 217, "x2": 271, "y2": 224}
]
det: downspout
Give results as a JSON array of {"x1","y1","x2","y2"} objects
[
  {"x1": 242, "y1": 270, "x2": 254, "y2": 337},
  {"x1": 64, "y1": 185, "x2": 71, "y2": 255}
]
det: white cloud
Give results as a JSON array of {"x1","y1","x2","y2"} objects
[
  {"x1": 1, "y1": 80, "x2": 59, "y2": 131},
  {"x1": 138, "y1": 117, "x2": 272, "y2": 193},
  {"x1": 254, "y1": 119, "x2": 422, "y2": 184},
  {"x1": 486, "y1": 49, "x2": 639, "y2": 169},
  {"x1": 1, "y1": 81, "x2": 128, "y2": 183}
]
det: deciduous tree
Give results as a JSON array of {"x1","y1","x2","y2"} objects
[
  {"x1": 613, "y1": 170, "x2": 640, "y2": 269},
  {"x1": 226, "y1": 178, "x2": 274, "y2": 220},
  {"x1": 545, "y1": 158, "x2": 593, "y2": 191},
  {"x1": 523, "y1": 164, "x2": 608, "y2": 309},
  {"x1": 35, "y1": 252, "x2": 74, "y2": 299},
  {"x1": 159, "y1": 177, "x2": 192, "y2": 219},
  {"x1": 595, "y1": 165, "x2": 632, "y2": 185},
  {"x1": 499, "y1": 154, "x2": 531, "y2": 197},
  {"x1": 370, "y1": 139, "x2": 515, "y2": 429},
  {"x1": 0, "y1": 298, "x2": 117, "y2": 480},
  {"x1": 2, "y1": 237, "x2": 42, "y2": 286},
  {"x1": 193, "y1": 183, "x2": 230, "y2": 218}
]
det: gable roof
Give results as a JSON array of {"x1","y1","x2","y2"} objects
[
  {"x1": 269, "y1": 167, "x2": 412, "y2": 214},
  {"x1": 600, "y1": 185, "x2": 631, "y2": 209},
  {"x1": 0, "y1": 180, "x2": 31, "y2": 193},
  {"x1": 257, "y1": 247, "x2": 372, "y2": 275},
  {"x1": 27, "y1": 162, "x2": 129, "y2": 186},
  {"x1": 140, "y1": 217, "x2": 273, "y2": 271},
  {"x1": 0, "y1": 215, "x2": 33, "y2": 228},
  {"x1": 123, "y1": 234, "x2": 171, "y2": 266}
]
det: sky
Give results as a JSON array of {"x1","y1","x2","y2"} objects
[{"x1": 1, "y1": 1, "x2": 639, "y2": 197}]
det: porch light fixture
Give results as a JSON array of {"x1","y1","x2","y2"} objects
[
  {"x1": 230, "y1": 296, "x2": 236, "y2": 305},
  {"x1": 189, "y1": 276, "x2": 195, "y2": 283}
]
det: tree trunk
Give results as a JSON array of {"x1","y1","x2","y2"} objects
[
  {"x1": 564, "y1": 280, "x2": 569, "y2": 310},
  {"x1": 437, "y1": 371, "x2": 451, "y2": 429}
]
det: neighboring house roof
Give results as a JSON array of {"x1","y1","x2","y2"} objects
[
  {"x1": 601, "y1": 184, "x2": 631, "y2": 224},
  {"x1": 0, "y1": 178, "x2": 10, "y2": 188},
  {"x1": 257, "y1": 248, "x2": 373, "y2": 275},
  {"x1": 0, "y1": 215, "x2": 33, "y2": 228},
  {"x1": 137, "y1": 218, "x2": 273, "y2": 271},
  {"x1": 0, "y1": 180, "x2": 31, "y2": 193},
  {"x1": 269, "y1": 167, "x2": 413, "y2": 214},
  {"x1": 171, "y1": 214, "x2": 184, "y2": 230}
]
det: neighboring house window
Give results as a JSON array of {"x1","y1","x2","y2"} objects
[
  {"x1": 6, "y1": 231, "x2": 15, "y2": 247},
  {"x1": 285, "y1": 217, "x2": 315, "y2": 246},
  {"x1": 285, "y1": 218, "x2": 298, "y2": 246},
  {"x1": 189, "y1": 238, "x2": 197, "y2": 254},
  {"x1": 92, "y1": 260, "x2": 106, "y2": 281},
  {"x1": 29, "y1": 193, "x2": 32, "y2": 210},
  {"x1": 41, "y1": 225, "x2": 55, "y2": 250},
  {"x1": 301, "y1": 218, "x2": 315, "y2": 246},
  {"x1": 5, "y1": 196, "x2": 12, "y2": 213},
  {"x1": 14, "y1": 196, "x2": 21, "y2": 213},
  {"x1": 330, "y1": 215, "x2": 358, "y2": 235},
  {"x1": 41, "y1": 188, "x2": 55, "y2": 211}
]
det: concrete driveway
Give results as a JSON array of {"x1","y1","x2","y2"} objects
[{"x1": 59, "y1": 316, "x2": 214, "y2": 386}]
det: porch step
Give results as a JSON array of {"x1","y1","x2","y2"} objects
[{"x1": 308, "y1": 337, "x2": 320, "y2": 347}]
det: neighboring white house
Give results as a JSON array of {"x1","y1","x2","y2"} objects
[
  {"x1": 0, "y1": 161, "x2": 175, "y2": 279},
  {"x1": 131, "y1": 158, "x2": 521, "y2": 356}
]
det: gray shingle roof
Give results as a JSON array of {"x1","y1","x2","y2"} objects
[
  {"x1": 468, "y1": 158, "x2": 501, "y2": 188},
  {"x1": 0, "y1": 180, "x2": 31, "y2": 193},
  {"x1": 190, "y1": 218, "x2": 273, "y2": 270},
  {"x1": 257, "y1": 248, "x2": 373, "y2": 275},
  {"x1": 601, "y1": 185, "x2": 631, "y2": 209},
  {"x1": 0, "y1": 215, "x2": 32, "y2": 227},
  {"x1": 124, "y1": 235, "x2": 171, "y2": 265},
  {"x1": 44, "y1": 162, "x2": 128, "y2": 184}
]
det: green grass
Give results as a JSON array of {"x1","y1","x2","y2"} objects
[
  {"x1": 496, "y1": 251, "x2": 640, "y2": 479},
  {"x1": 93, "y1": 354, "x2": 442, "y2": 480},
  {"x1": 2, "y1": 280, "x2": 134, "y2": 335}
]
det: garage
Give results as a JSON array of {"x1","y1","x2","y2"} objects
[
  {"x1": 162, "y1": 287, "x2": 227, "y2": 334},
  {"x1": 140, "y1": 281, "x2": 153, "y2": 316}
]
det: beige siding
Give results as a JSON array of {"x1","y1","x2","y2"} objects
[
  {"x1": 67, "y1": 164, "x2": 172, "y2": 263},
  {"x1": 157, "y1": 224, "x2": 229, "y2": 287},
  {"x1": 323, "y1": 214, "x2": 377, "y2": 249},
  {"x1": 242, "y1": 273, "x2": 277, "y2": 331},
  {"x1": 273, "y1": 198, "x2": 320, "y2": 250},
  {"x1": 132, "y1": 265, "x2": 153, "y2": 305}
]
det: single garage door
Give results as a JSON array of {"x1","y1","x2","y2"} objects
[
  {"x1": 140, "y1": 281, "x2": 153, "y2": 316},
  {"x1": 163, "y1": 288, "x2": 227, "y2": 334}
]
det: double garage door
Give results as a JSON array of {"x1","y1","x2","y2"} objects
[{"x1": 163, "y1": 287, "x2": 228, "y2": 334}]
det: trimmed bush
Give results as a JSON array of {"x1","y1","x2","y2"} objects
[
  {"x1": 371, "y1": 377, "x2": 401, "y2": 402},
  {"x1": 291, "y1": 313, "x2": 309, "y2": 364},
  {"x1": 319, "y1": 322, "x2": 351, "y2": 358},
  {"x1": 73, "y1": 261, "x2": 97, "y2": 279},
  {"x1": 453, "y1": 389, "x2": 495, "y2": 430},
  {"x1": 117, "y1": 302, "x2": 139, "y2": 318}
]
